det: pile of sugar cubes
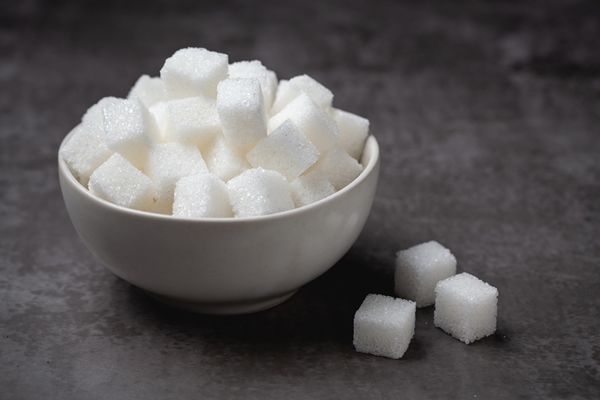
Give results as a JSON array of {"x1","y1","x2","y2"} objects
[
  {"x1": 353, "y1": 241, "x2": 498, "y2": 359},
  {"x1": 60, "y1": 47, "x2": 370, "y2": 218}
]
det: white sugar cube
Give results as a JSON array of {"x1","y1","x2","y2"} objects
[
  {"x1": 172, "y1": 173, "x2": 233, "y2": 218},
  {"x1": 227, "y1": 168, "x2": 294, "y2": 217},
  {"x1": 67, "y1": 48, "x2": 372, "y2": 218},
  {"x1": 313, "y1": 145, "x2": 363, "y2": 190},
  {"x1": 146, "y1": 142, "x2": 208, "y2": 212},
  {"x1": 81, "y1": 96, "x2": 121, "y2": 127},
  {"x1": 246, "y1": 119, "x2": 319, "y2": 181},
  {"x1": 434, "y1": 273, "x2": 498, "y2": 344},
  {"x1": 166, "y1": 97, "x2": 220, "y2": 149},
  {"x1": 288, "y1": 74, "x2": 333, "y2": 109},
  {"x1": 353, "y1": 294, "x2": 416, "y2": 359},
  {"x1": 103, "y1": 98, "x2": 159, "y2": 170},
  {"x1": 229, "y1": 60, "x2": 278, "y2": 110},
  {"x1": 127, "y1": 75, "x2": 167, "y2": 108},
  {"x1": 290, "y1": 170, "x2": 335, "y2": 208},
  {"x1": 217, "y1": 78, "x2": 268, "y2": 150},
  {"x1": 60, "y1": 123, "x2": 113, "y2": 186},
  {"x1": 88, "y1": 153, "x2": 154, "y2": 211},
  {"x1": 269, "y1": 93, "x2": 340, "y2": 153},
  {"x1": 160, "y1": 47, "x2": 228, "y2": 99},
  {"x1": 270, "y1": 75, "x2": 333, "y2": 115},
  {"x1": 332, "y1": 108, "x2": 370, "y2": 160},
  {"x1": 270, "y1": 80, "x2": 299, "y2": 116},
  {"x1": 148, "y1": 101, "x2": 171, "y2": 142},
  {"x1": 204, "y1": 134, "x2": 250, "y2": 182},
  {"x1": 394, "y1": 241, "x2": 457, "y2": 308}
]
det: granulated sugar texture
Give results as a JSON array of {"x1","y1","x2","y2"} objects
[
  {"x1": 60, "y1": 47, "x2": 370, "y2": 218},
  {"x1": 434, "y1": 273, "x2": 498, "y2": 344},
  {"x1": 395, "y1": 241, "x2": 457, "y2": 308},
  {"x1": 353, "y1": 294, "x2": 416, "y2": 359},
  {"x1": 354, "y1": 242, "x2": 499, "y2": 359}
]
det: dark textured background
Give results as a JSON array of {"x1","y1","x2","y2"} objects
[{"x1": 1, "y1": 0, "x2": 599, "y2": 398}]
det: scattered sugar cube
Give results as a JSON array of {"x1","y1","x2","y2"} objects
[
  {"x1": 172, "y1": 173, "x2": 233, "y2": 218},
  {"x1": 160, "y1": 47, "x2": 228, "y2": 99},
  {"x1": 290, "y1": 170, "x2": 335, "y2": 208},
  {"x1": 313, "y1": 145, "x2": 363, "y2": 190},
  {"x1": 434, "y1": 273, "x2": 498, "y2": 344},
  {"x1": 246, "y1": 119, "x2": 319, "y2": 181},
  {"x1": 127, "y1": 75, "x2": 168, "y2": 108},
  {"x1": 81, "y1": 96, "x2": 121, "y2": 127},
  {"x1": 227, "y1": 168, "x2": 294, "y2": 217},
  {"x1": 353, "y1": 294, "x2": 416, "y2": 359},
  {"x1": 146, "y1": 142, "x2": 208, "y2": 212},
  {"x1": 103, "y1": 98, "x2": 160, "y2": 170},
  {"x1": 88, "y1": 153, "x2": 154, "y2": 211},
  {"x1": 229, "y1": 60, "x2": 278, "y2": 110},
  {"x1": 217, "y1": 78, "x2": 268, "y2": 151},
  {"x1": 204, "y1": 134, "x2": 250, "y2": 182},
  {"x1": 394, "y1": 241, "x2": 457, "y2": 308},
  {"x1": 60, "y1": 123, "x2": 113, "y2": 186},
  {"x1": 332, "y1": 108, "x2": 370, "y2": 160},
  {"x1": 166, "y1": 97, "x2": 220, "y2": 149},
  {"x1": 269, "y1": 93, "x2": 340, "y2": 153}
]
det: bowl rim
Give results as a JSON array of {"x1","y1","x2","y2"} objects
[{"x1": 58, "y1": 133, "x2": 380, "y2": 224}]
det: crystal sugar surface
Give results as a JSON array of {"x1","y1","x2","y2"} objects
[{"x1": 60, "y1": 47, "x2": 369, "y2": 219}]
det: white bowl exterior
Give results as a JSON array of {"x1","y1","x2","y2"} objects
[{"x1": 58, "y1": 135, "x2": 379, "y2": 311}]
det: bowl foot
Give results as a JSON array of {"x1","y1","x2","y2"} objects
[{"x1": 144, "y1": 290, "x2": 298, "y2": 314}]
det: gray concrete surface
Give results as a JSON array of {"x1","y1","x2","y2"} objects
[{"x1": 1, "y1": 0, "x2": 599, "y2": 398}]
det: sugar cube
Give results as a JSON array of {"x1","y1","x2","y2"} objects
[
  {"x1": 148, "y1": 101, "x2": 171, "y2": 142},
  {"x1": 103, "y1": 98, "x2": 160, "y2": 170},
  {"x1": 160, "y1": 47, "x2": 228, "y2": 99},
  {"x1": 312, "y1": 145, "x2": 363, "y2": 191},
  {"x1": 81, "y1": 96, "x2": 121, "y2": 127},
  {"x1": 60, "y1": 122, "x2": 113, "y2": 186},
  {"x1": 290, "y1": 170, "x2": 336, "y2": 208},
  {"x1": 288, "y1": 74, "x2": 333, "y2": 109},
  {"x1": 269, "y1": 93, "x2": 340, "y2": 153},
  {"x1": 353, "y1": 294, "x2": 416, "y2": 359},
  {"x1": 204, "y1": 134, "x2": 250, "y2": 182},
  {"x1": 146, "y1": 142, "x2": 208, "y2": 212},
  {"x1": 270, "y1": 75, "x2": 333, "y2": 115},
  {"x1": 63, "y1": 48, "x2": 372, "y2": 217},
  {"x1": 172, "y1": 173, "x2": 233, "y2": 218},
  {"x1": 88, "y1": 153, "x2": 154, "y2": 211},
  {"x1": 217, "y1": 78, "x2": 268, "y2": 150},
  {"x1": 166, "y1": 97, "x2": 220, "y2": 149},
  {"x1": 434, "y1": 273, "x2": 498, "y2": 344},
  {"x1": 332, "y1": 108, "x2": 370, "y2": 160},
  {"x1": 227, "y1": 168, "x2": 294, "y2": 217},
  {"x1": 394, "y1": 241, "x2": 457, "y2": 308},
  {"x1": 127, "y1": 75, "x2": 168, "y2": 108},
  {"x1": 246, "y1": 119, "x2": 319, "y2": 181},
  {"x1": 229, "y1": 60, "x2": 278, "y2": 110},
  {"x1": 270, "y1": 80, "x2": 299, "y2": 116}
]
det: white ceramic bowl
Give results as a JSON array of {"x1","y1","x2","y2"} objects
[{"x1": 58, "y1": 135, "x2": 380, "y2": 314}]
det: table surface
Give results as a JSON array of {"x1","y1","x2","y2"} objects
[{"x1": 1, "y1": 0, "x2": 599, "y2": 399}]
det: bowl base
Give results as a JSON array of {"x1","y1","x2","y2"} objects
[{"x1": 144, "y1": 290, "x2": 298, "y2": 314}]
